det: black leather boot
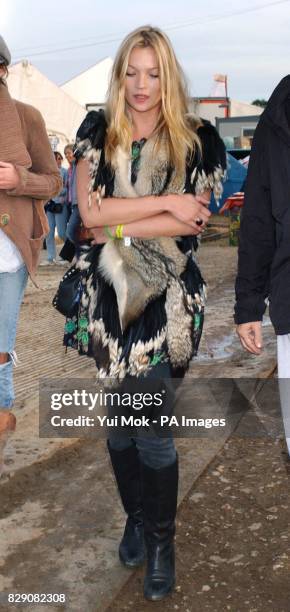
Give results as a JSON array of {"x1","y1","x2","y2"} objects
[
  {"x1": 140, "y1": 454, "x2": 178, "y2": 601},
  {"x1": 107, "y1": 440, "x2": 146, "y2": 568}
]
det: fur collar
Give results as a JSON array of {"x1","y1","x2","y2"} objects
[
  {"x1": 112, "y1": 134, "x2": 186, "y2": 198},
  {"x1": 98, "y1": 135, "x2": 189, "y2": 333}
]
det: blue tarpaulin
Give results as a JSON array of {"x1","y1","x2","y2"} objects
[{"x1": 210, "y1": 153, "x2": 247, "y2": 213}]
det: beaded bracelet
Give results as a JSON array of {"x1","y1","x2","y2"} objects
[{"x1": 104, "y1": 225, "x2": 115, "y2": 240}]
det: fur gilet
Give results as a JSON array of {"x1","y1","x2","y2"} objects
[{"x1": 69, "y1": 111, "x2": 226, "y2": 380}]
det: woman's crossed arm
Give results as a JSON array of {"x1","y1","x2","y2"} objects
[{"x1": 77, "y1": 159, "x2": 211, "y2": 233}]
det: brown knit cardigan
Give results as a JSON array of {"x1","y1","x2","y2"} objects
[{"x1": 0, "y1": 81, "x2": 62, "y2": 283}]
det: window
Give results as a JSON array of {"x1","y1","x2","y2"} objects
[{"x1": 242, "y1": 128, "x2": 256, "y2": 138}]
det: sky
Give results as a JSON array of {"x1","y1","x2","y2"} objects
[{"x1": 1, "y1": 0, "x2": 290, "y2": 102}]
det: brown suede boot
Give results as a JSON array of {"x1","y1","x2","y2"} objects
[{"x1": 0, "y1": 411, "x2": 16, "y2": 476}]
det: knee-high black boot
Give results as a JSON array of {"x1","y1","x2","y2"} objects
[
  {"x1": 107, "y1": 440, "x2": 146, "y2": 568},
  {"x1": 140, "y1": 454, "x2": 178, "y2": 601}
]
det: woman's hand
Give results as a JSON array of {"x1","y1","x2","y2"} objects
[
  {"x1": 90, "y1": 227, "x2": 110, "y2": 245},
  {"x1": 0, "y1": 162, "x2": 20, "y2": 190},
  {"x1": 165, "y1": 193, "x2": 211, "y2": 232}
]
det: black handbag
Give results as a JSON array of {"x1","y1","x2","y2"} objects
[
  {"x1": 59, "y1": 238, "x2": 76, "y2": 263},
  {"x1": 52, "y1": 266, "x2": 82, "y2": 317},
  {"x1": 45, "y1": 200, "x2": 63, "y2": 214}
]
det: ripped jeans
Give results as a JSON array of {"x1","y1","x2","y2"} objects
[{"x1": 0, "y1": 265, "x2": 28, "y2": 409}]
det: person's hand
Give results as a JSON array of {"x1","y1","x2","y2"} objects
[
  {"x1": 0, "y1": 162, "x2": 20, "y2": 190},
  {"x1": 236, "y1": 321, "x2": 263, "y2": 355},
  {"x1": 165, "y1": 193, "x2": 211, "y2": 233},
  {"x1": 90, "y1": 227, "x2": 110, "y2": 244}
]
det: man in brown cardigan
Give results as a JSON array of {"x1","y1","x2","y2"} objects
[{"x1": 0, "y1": 35, "x2": 62, "y2": 471}]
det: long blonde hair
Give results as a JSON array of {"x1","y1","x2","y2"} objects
[{"x1": 105, "y1": 25, "x2": 201, "y2": 175}]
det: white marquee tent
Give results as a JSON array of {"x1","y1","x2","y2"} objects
[
  {"x1": 8, "y1": 61, "x2": 86, "y2": 155},
  {"x1": 61, "y1": 57, "x2": 113, "y2": 109}
]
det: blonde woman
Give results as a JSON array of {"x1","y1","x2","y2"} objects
[{"x1": 64, "y1": 26, "x2": 226, "y2": 601}]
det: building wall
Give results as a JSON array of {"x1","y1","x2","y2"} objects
[
  {"x1": 216, "y1": 116, "x2": 260, "y2": 150},
  {"x1": 188, "y1": 98, "x2": 228, "y2": 123},
  {"x1": 188, "y1": 97, "x2": 263, "y2": 125}
]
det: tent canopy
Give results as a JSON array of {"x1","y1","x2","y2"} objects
[
  {"x1": 8, "y1": 61, "x2": 86, "y2": 153},
  {"x1": 61, "y1": 57, "x2": 113, "y2": 107}
]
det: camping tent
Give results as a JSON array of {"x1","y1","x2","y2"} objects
[
  {"x1": 8, "y1": 61, "x2": 86, "y2": 154},
  {"x1": 210, "y1": 153, "x2": 247, "y2": 213}
]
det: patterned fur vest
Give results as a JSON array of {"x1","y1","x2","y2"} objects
[{"x1": 63, "y1": 110, "x2": 226, "y2": 381}]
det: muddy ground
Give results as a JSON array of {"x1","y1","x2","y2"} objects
[
  {"x1": 110, "y1": 432, "x2": 290, "y2": 612},
  {"x1": 0, "y1": 241, "x2": 284, "y2": 612}
]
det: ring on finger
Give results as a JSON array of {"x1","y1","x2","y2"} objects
[{"x1": 196, "y1": 218, "x2": 204, "y2": 226}]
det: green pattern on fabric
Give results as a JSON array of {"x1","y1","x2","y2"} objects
[
  {"x1": 194, "y1": 312, "x2": 202, "y2": 328},
  {"x1": 150, "y1": 351, "x2": 166, "y2": 366},
  {"x1": 76, "y1": 316, "x2": 89, "y2": 346},
  {"x1": 64, "y1": 320, "x2": 76, "y2": 333},
  {"x1": 77, "y1": 331, "x2": 89, "y2": 345},
  {"x1": 78, "y1": 317, "x2": 88, "y2": 330}
]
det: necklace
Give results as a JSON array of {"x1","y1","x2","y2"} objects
[
  {"x1": 131, "y1": 138, "x2": 147, "y2": 161},
  {"x1": 131, "y1": 138, "x2": 147, "y2": 185}
]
